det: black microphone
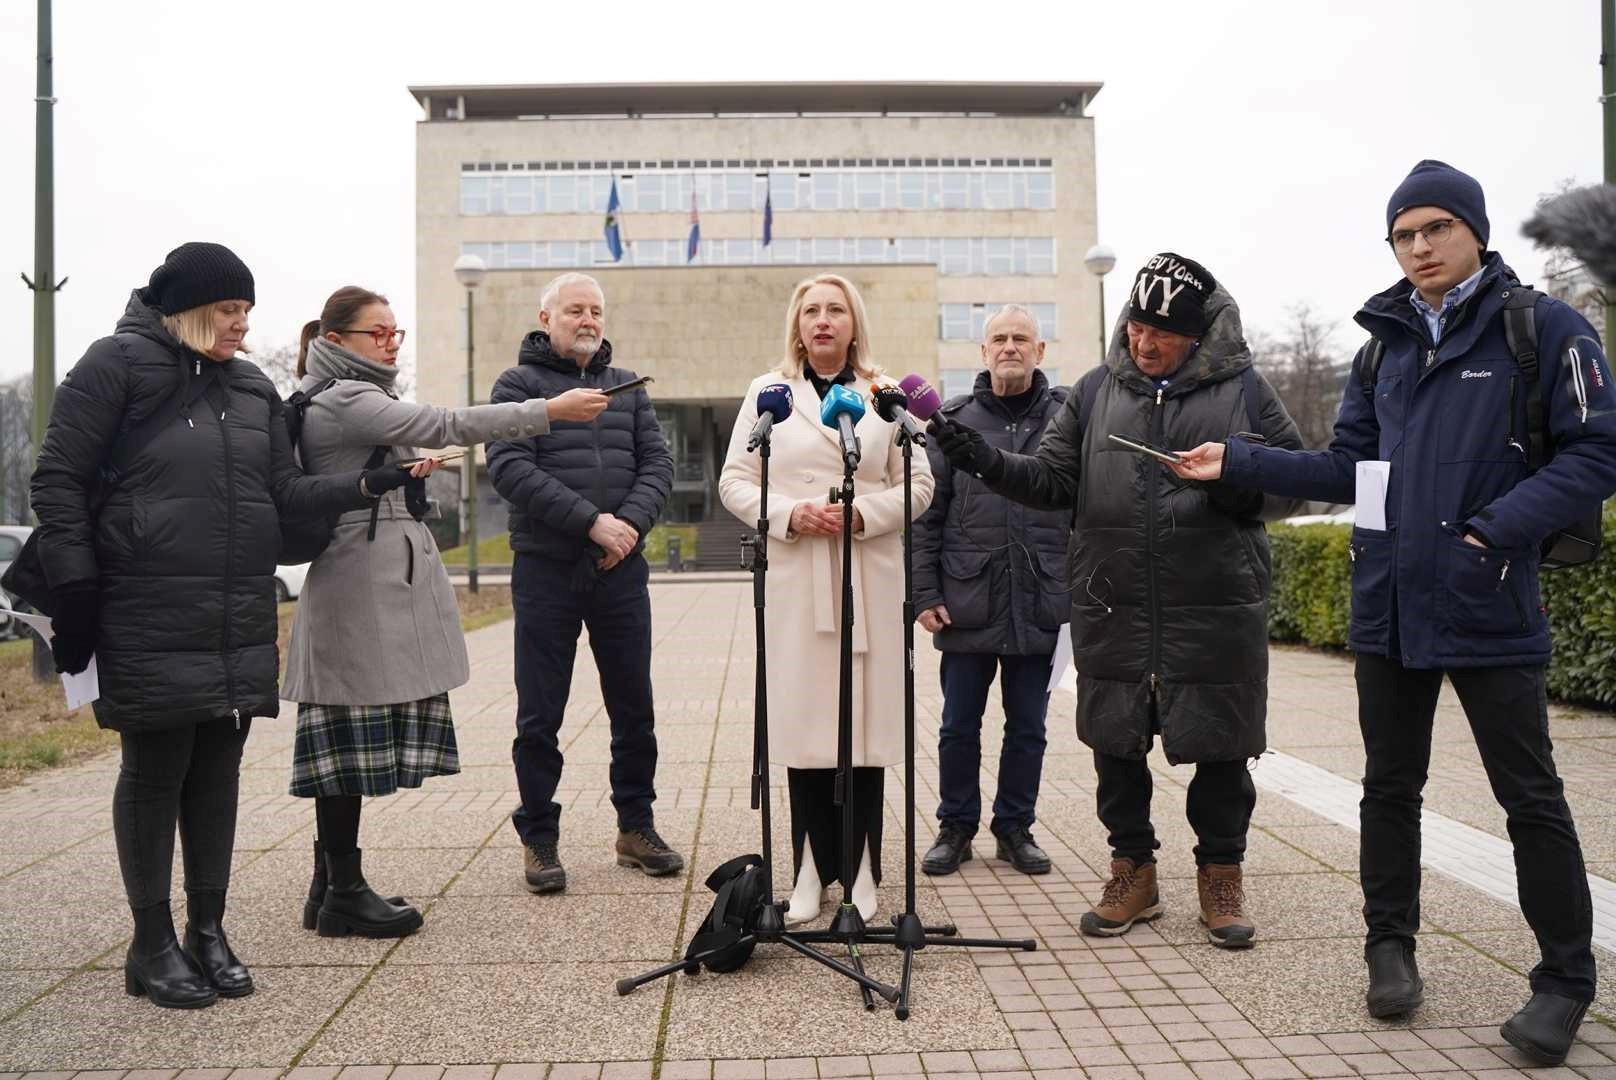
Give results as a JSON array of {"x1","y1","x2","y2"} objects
[
  {"x1": 748, "y1": 383, "x2": 793, "y2": 451},
  {"x1": 869, "y1": 381, "x2": 927, "y2": 445}
]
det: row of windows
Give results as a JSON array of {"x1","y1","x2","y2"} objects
[
  {"x1": 937, "y1": 367, "x2": 1062, "y2": 401},
  {"x1": 464, "y1": 156, "x2": 1055, "y2": 172},
  {"x1": 461, "y1": 236, "x2": 1057, "y2": 275},
  {"x1": 940, "y1": 303, "x2": 1059, "y2": 341},
  {"x1": 460, "y1": 169, "x2": 1055, "y2": 216}
]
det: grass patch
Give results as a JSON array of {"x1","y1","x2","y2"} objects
[{"x1": 439, "y1": 531, "x2": 514, "y2": 567}]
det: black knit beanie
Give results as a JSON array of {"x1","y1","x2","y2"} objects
[
  {"x1": 1126, "y1": 252, "x2": 1216, "y2": 337},
  {"x1": 1386, "y1": 160, "x2": 1490, "y2": 247},
  {"x1": 144, "y1": 242, "x2": 255, "y2": 315}
]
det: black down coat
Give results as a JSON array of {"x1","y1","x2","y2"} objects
[
  {"x1": 29, "y1": 292, "x2": 372, "y2": 733},
  {"x1": 988, "y1": 288, "x2": 1304, "y2": 763},
  {"x1": 912, "y1": 369, "x2": 1072, "y2": 656},
  {"x1": 486, "y1": 332, "x2": 673, "y2": 564}
]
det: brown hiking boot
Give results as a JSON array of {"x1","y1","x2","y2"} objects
[
  {"x1": 523, "y1": 840, "x2": 566, "y2": 895},
  {"x1": 1080, "y1": 858, "x2": 1162, "y2": 936},
  {"x1": 615, "y1": 827, "x2": 686, "y2": 877},
  {"x1": 1198, "y1": 864, "x2": 1255, "y2": 948}
]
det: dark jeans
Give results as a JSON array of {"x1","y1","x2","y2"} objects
[
  {"x1": 1356, "y1": 653, "x2": 1595, "y2": 1001},
  {"x1": 936, "y1": 651, "x2": 1051, "y2": 837},
  {"x1": 510, "y1": 551, "x2": 658, "y2": 846},
  {"x1": 113, "y1": 717, "x2": 251, "y2": 910},
  {"x1": 1094, "y1": 739, "x2": 1256, "y2": 868}
]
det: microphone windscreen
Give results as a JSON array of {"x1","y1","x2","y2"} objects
[
  {"x1": 898, "y1": 373, "x2": 943, "y2": 421},
  {"x1": 1522, "y1": 184, "x2": 1616, "y2": 287},
  {"x1": 869, "y1": 382, "x2": 909, "y2": 423},
  {"x1": 757, "y1": 383, "x2": 794, "y2": 421},
  {"x1": 820, "y1": 383, "x2": 867, "y2": 426}
]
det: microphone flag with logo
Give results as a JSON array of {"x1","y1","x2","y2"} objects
[
  {"x1": 870, "y1": 380, "x2": 928, "y2": 444},
  {"x1": 747, "y1": 383, "x2": 793, "y2": 451},
  {"x1": 820, "y1": 384, "x2": 866, "y2": 467}
]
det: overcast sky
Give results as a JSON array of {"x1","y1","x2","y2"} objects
[{"x1": 0, "y1": 0, "x2": 1605, "y2": 389}]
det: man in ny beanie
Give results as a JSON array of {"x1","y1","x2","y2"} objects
[
  {"x1": 931, "y1": 253, "x2": 1303, "y2": 948},
  {"x1": 1172, "y1": 162, "x2": 1616, "y2": 1061}
]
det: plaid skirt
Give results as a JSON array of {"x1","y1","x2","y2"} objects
[{"x1": 289, "y1": 693, "x2": 459, "y2": 798}]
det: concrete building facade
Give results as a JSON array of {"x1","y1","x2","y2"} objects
[{"x1": 411, "y1": 81, "x2": 1102, "y2": 525}]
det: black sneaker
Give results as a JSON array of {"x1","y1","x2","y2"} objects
[
  {"x1": 922, "y1": 824, "x2": 975, "y2": 875},
  {"x1": 616, "y1": 827, "x2": 685, "y2": 876},
  {"x1": 523, "y1": 840, "x2": 566, "y2": 894},
  {"x1": 994, "y1": 828, "x2": 1052, "y2": 874}
]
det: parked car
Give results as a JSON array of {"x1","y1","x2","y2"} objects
[
  {"x1": 0, "y1": 525, "x2": 33, "y2": 639},
  {"x1": 274, "y1": 563, "x2": 310, "y2": 603}
]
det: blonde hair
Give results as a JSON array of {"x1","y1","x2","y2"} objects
[
  {"x1": 779, "y1": 273, "x2": 881, "y2": 380},
  {"x1": 539, "y1": 272, "x2": 604, "y2": 315},
  {"x1": 161, "y1": 302, "x2": 251, "y2": 357}
]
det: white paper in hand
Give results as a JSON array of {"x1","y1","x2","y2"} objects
[
  {"x1": 1354, "y1": 460, "x2": 1392, "y2": 531},
  {"x1": 0, "y1": 602, "x2": 101, "y2": 709},
  {"x1": 1047, "y1": 623, "x2": 1075, "y2": 694}
]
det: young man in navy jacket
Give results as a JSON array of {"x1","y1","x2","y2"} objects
[{"x1": 1173, "y1": 161, "x2": 1616, "y2": 1064}]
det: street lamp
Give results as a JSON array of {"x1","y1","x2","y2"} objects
[
  {"x1": 1083, "y1": 243, "x2": 1117, "y2": 363},
  {"x1": 453, "y1": 253, "x2": 487, "y2": 593}
]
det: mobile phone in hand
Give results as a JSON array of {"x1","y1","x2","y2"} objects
[
  {"x1": 1106, "y1": 434, "x2": 1184, "y2": 465},
  {"x1": 602, "y1": 375, "x2": 654, "y2": 397},
  {"x1": 395, "y1": 451, "x2": 466, "y2": 468}
]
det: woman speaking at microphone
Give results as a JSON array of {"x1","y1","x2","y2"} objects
[{"x1": 718, "y1": 273, "x2": 934, "y2": 926}]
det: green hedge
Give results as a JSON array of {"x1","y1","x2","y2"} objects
[{"x1": 1266, "y1": 507, "x2": 1616, "y2": 709}]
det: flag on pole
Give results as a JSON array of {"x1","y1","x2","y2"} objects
[
  {"x1": 762, "y1": 181, "x2": 773, "y2": 248},
  {"x1": 603, "y1": 179, "x2": 624, "y2": 262},
  {"x1": 686, "y1": 192, "x2": 701, "y2": 263}
]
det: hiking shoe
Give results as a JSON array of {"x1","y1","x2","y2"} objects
[
  {"x1": 1197, "y1": 864, "x2": 1255, "y2": 948},
  {"x1": 523, "y1": 840, "x2": 566, "y2": 894},
  {"x1": 1080, "y1": 858, "x2": 1162, "y2": 936},
  {"x1": 922, "y1": 824, "x2": 974, "y2": 875},
  {"x1": 616, "y1": 827, "x2": 685, "y2": 877},
  {"x1": 994, "y1": 827, "x2": 1052, "y2": 875}
]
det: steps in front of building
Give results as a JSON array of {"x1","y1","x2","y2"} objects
[{"x1": 688, "y1": 515, "x2": 754, "y2": 572}]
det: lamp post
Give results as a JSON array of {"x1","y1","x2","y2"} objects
[
  {"x1": 1083, "y1": 243, "x2": 1117, "y2": 364},
  {"x1": 453, "y1": 253, "x2": 487, "y2": 593}
]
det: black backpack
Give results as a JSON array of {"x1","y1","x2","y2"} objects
[
  {"x1": 682, "y1": 854, "x2": 769, "y2": 974},
  {"x1": 278, "y1": 379, "x2": 391, "y2": 565},
  {"x1": 1352, "y1": 286, "x2": 1602, "y2": 570}
]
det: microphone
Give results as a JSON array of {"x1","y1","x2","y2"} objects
[
  {"x1": 870, "y1": 381, "x2": 927, "y2": 445},
  {"x1": 819, "y1": 384, "x2": 865, "y2": 467},
  {"x1": 897, "y1": 373, "x2": 944, "y2": 424},
  {"x1": 1522, "y1": 184, "x2": 1616, "y2": 286},
  {"x1": 747, "y1": 383, "x2": 793, "y2": 451}
]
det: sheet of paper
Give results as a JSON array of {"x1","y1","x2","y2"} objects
[
  {"x1": 1354, "y1": 460, "x2": 1391, "y2": 531},
  {"x1": 1047, "y1": 623, "x2": 1074, "y2": 694},
  {"x1": 3, "y1": 608, "x2": 55, "y2": 642},
  {"x1": 1, "y1": 603, "x2": 101, "y2": 709}
]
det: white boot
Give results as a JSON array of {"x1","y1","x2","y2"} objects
[
  {"x1": 852, "y1": 841, "x2": 878, "y2": 922},
  {"x1": 784, "y1": 855, "x2": 823, "y2": 927}
]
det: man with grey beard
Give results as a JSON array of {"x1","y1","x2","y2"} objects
[{"x1": 487, "y1": 273, "x2": 680, "y2": 896}]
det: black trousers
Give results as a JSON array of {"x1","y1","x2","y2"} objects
[
  {"x1": 510, "y1": 552, "x2": 659, "y2": 846},
  {"x1": 1356, "y1": 653, "x2": 1595, "y2": 1001},
  {"x1": 113, "y1": 717, "x2": 251, "y2": 910},
  {"x1": 1094, "y1": 740, "x2": 1256, "y2": 868},
  {"x1": 787, "y1": 766, "x2": 884, "y2": 887}
]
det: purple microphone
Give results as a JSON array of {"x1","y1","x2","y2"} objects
[{"x1": 897, "y1": 373, "x2": 944, "y2": 423}]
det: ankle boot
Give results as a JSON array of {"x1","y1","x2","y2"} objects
[
  {"x1": 851, "y1": 841, "x2": 878, "y2": 921},
  {"x1": 318, "y1": 848, "x2": 424, "y2": 938},
  {"x1": 1365, "y1": 939, "x2": 1424, "y2": 1018},
  {"x1": 125, "y1": 900, "x2": 217, "y2": 1009},
  {"x1": 183, "y1": 890, "x2": 253, "y2": 997},
  {"x1": 784, "y1": 854, "x2": 824, "y2": 927},
  {"x1": 305, "y1": 839, "x2": 406, "y2": 930},
  {"x1": 1501, "y1": 991, "x2": 1589, "y2": 1065}
]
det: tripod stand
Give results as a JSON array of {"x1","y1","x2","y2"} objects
[{"x1": 614, "y1": 427, "x2": 900, "y2": 1006}]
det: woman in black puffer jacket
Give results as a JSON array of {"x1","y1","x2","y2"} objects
[{"x1": 28, "y1": 244, "x2": 421, "y2": 1010}]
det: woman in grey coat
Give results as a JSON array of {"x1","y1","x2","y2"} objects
[{"x1": 283, "y1": 285, "x2": 608, "y2": 938}]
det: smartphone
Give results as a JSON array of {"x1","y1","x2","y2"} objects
[
  {"x1": 602, "y1": 375, "x2": 655, "y2": 397},
  {"x1": 395, "y1": 451, "x2": 466, "y2": 468},
  {"x1": 1107, "y1": 434, "x2": 1183, "y2": 465}
]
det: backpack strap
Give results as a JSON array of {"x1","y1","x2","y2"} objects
[
  {"x1": 1238, "y1": 366, "x2": 1262, "y2": 434},
  {"x1": 363, "y1": 443, "x2": 391, "y2": 541},
  {"x1": 1076, "y1": 368, "x2": 1107, "y2": 434},
  {"x1": 1352, "y1": 337, "x2": 1386, "y2": 404},
  {"x1": 1501, "y1": 287, "x2": 1546, "y2": 470}
]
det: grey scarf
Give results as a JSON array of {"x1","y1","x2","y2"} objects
[{"x1": 304, "y1": 335, "x2": 400, "y2": 393}]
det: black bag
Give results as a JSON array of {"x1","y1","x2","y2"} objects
[
  {"x1": 278, "y1": 379, "x2": 389, "y2": 565},
  {"x1": 1354, "y1": 286, "x2": 1603, "y2": 570},
  {"x1": 683, "y1": 854, "x2": 769, "y2": 974}
]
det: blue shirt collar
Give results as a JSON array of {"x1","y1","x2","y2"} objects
[{"x1": 1409, "y1": 265, "x2": 1485, "y2": 343}]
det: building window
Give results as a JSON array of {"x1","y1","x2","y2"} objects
[
  {"x1": 939, "y1": 369, "x2": 977, "y2": 401},
  {"x1": 460, "y1": 237, "x2": 1056, "y2": 274},
  {"x1": 939, "y1": 303, "x2": 1060, "y2": 341}
]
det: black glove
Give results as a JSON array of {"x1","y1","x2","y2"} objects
[
  {"x1": 50, "y1": 584, "x2": 98, "y2": 675},
  {"x1": 360, "y1": 464, "x2": 412, "y2": 498},
  {"x1": 931, "y1": 415, "x2": 1003, "y2": 481},
  {"x1": 404, "y1": 474, "x2": 430, "y2": 520}
]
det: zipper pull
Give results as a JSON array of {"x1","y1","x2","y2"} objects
[
  {"x1": 1149, "y1": 672, "x2": 1159, "y2": 695},
  {"x1": 232, "y1": 708, "x2": 241, "y2": 730},
  {"x1": 1426, "y1": 349, "x2": 1435, "y2": 368},
  {"x1": 1155, "y1": 388, "x2": 1164, "y2": 406},
  {"x1": 195, "y1": 359, "x2": 201, "y2": 375},
  {"x1": 1495, "y1": 560, "x2": 1510, "y2": 590},
  {"x1": 1349, "y1": 545, "x2": 1357, "y2": 563},
  {"x1": 186, "y1": 417, "x2": 194, "y2": 429}
]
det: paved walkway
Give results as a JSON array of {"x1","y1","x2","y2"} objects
[{"x1": 3, "y1": 580, "x2": 1616, "y2": 1077}]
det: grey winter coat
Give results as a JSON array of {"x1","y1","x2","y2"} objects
[
  {"x1": 281, "y1": 337, "x2": 551, "y2": 706},
  {"x1": 987, "y1": 288, "x2": 1304, "y2": 763},
  {"x1": 912, "y1": 370, "x2": 1072, "y2": 656}
]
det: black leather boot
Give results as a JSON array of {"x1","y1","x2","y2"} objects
[
  {"x1": 318, "y1": 848, "x2": 424, "y2": 938},
  {"x1": 1365, "y1": 939, "x2": 1424, "y2": 1018},
  {"x1": 125, "y1": 900, "x2": 217, "y2": 1009},
  {"x1": 922, "y1": 824, "x2": 974, "y2": 876},
  {"x1": 305, "y1": 839, "x2": 407, "y2": 929},
  {"x1": 1501, "y1": 991, "x2": 1588, "y2": 1065},
  {"x1": 183, "y1": 890, "x2": 253, "y2": 997}
]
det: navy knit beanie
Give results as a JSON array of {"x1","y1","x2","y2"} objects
[
  {"x1": 1386, "y1": 160, "x2": 1489, "y2": 247},
  {"x1": 144, "y1": 242, "x2": 255, "y2": 315}
]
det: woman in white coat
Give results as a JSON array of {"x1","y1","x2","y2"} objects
[{"x1": 718, "y1": 273, "x2": 934, "y2": 925}]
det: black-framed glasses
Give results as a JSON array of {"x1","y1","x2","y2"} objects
[
  {"x1": 1387, "y1": 217, "x2": 1461, "y2": 253},
  {"x1": 340, "y1": 327, "x2": 407, "y2": 347}
]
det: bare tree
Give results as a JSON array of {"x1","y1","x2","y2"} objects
[
  {"x1": 1253, "y1": 304, "x2": 1348, "y2": 450},
  {"x1": 254, "y1": 343, "x2": 301, "y2": 398},
  {"x1": 0, "y1": 377, "x2": 33, "y2": 525}
]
